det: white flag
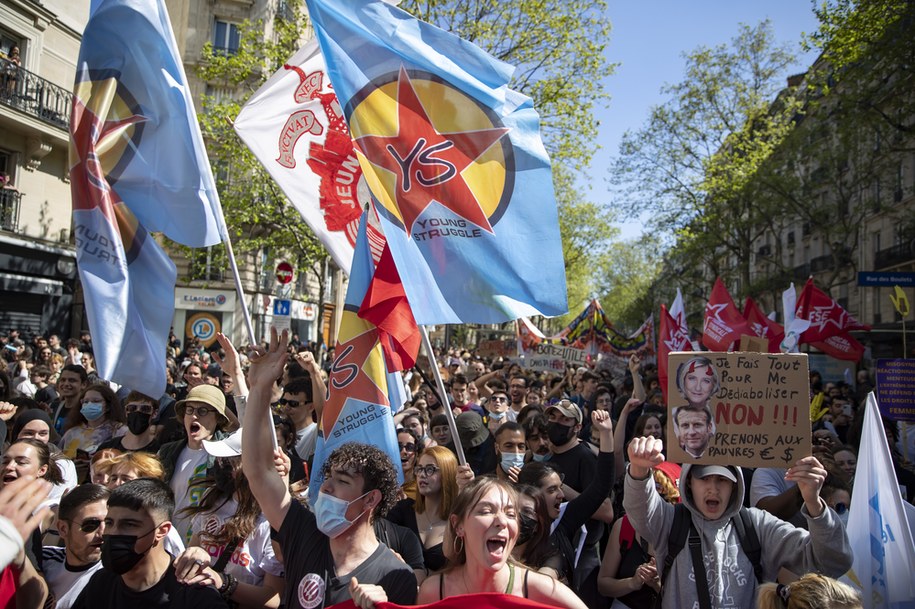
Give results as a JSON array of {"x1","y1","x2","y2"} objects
[
  {"x1": 842, "y1": 393, "x2": 915, "y2": 608},
  {"x1": 233, "y1": 39, "x2": 385, "y2": 274}
]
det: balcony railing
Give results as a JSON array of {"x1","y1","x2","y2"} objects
[
  {"x1": 0, "y1": 189, "x2": 21, "y2": 231},
  {"x1": 0, "y1": 57, "x2": 71, "y2": 130},
  {"x1": 875, "y1": 241, "x2": 915, "y2": 270}
]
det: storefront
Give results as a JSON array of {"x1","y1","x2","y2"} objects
[{"x1": 173, "y1": 287, "x2": 236, "y2": 349}]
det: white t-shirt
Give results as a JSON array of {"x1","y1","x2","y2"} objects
[
  {"x1": 190, "y1": 498, "x2": 283, "y2": 585},
  {"x1": 169, "y1": 445, "x2": 209, "y2": 543},
  {"x1": 295, "y1": 423, "x2": 317, "y2": 461},
  {"x1": 41, "y1": 546, "x2": 103, "y2": 609},
  {"x1": 749, "y1": 466, "x2": 806, "y2": 529}
]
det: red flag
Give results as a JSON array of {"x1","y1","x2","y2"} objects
[
  {"x1": 742, "y1": 297, "x2": 785, "y2": 353},
  {"x1": 702, "y1": 278, "x2": 750, "y2": 351},
  {"x1": 810, "y1": 333, "x2": 865, "y2": 361},
  {"x1": 358, "y1": 244, "x2": 420, "y2": 371},
  {"x1": 796, "y1": 278, "x2": 870, "y2": 343},
  {"x1": 659, "y1": 304, "x2": 692, "y2": 404}
]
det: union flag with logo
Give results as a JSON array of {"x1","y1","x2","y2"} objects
[
  {"x1": 658, "y1": 303, "x2": 692, "y2": 403},
  {"x1": 70, "y1": 0, "x2": 223, "y2": 397},
  {"x1": 742, "y1": 297, "x2": 785, "y2": 353},
  {"x1": 796, "y1": 278, "x2": 868, "y2": 361},
  {"x1": 702, "y1": 277, "x2": 750, "y2": 351},
  {"x1": 303, "y1": 0, "x2": 568, "y2": 324}
]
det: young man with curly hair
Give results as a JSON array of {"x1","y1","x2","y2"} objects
[{"x1": 242, "y1": 329, "x2": 417, "y2": 609}]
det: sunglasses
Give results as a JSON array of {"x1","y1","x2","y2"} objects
[
  {"x1": 277, "y1": 398, "x2": 308, "y2": 408},
  {"x1": 490, "y1": 396, "x2": 508, "y2": 403},
  {"x1": 398, "y1": 442, "x2": 416, "y2": 453},
  {"x1": 414, "y1": 464, "x2": 440, "y2": 477},
  {"x1": 183, "y1": 406, "x2": 215, "y2": 418},
  {"x1": 72, "y1": 518, "x2": 103, "y2": 533},
  {"x1": 125, "y1": 403, "x2": 154, "y2": 414}
]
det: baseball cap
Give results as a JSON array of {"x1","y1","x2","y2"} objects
[
  {"x1": 203, "y1": 428, "x2": 242, "y2": 457},
  {"x1": 691, "y1": 464, "x2": 737, "y2": 483},
  {"x1": 545, "y1": 399, "x2": 582, "y2": 424}
]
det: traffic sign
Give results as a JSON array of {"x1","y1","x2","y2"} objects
[
  {"x1": 276, "y1": 261, "x2": 294, "y2": 285},
  {"x1": 272, "y1": 298, "x2": 291, "y2": 333}
]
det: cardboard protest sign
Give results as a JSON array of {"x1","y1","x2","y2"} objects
[
  {"x1": 875, "y1": 358, "x2": 915, "y2": 422},
  {"x1": 477, "y1": 339, "x2": 518, "y2": 358},
  {"x1": 522, "y1": 342, "x2": 588, "y2": 372},
  {"x1": 666, "y1": 352, "x2": 811, "y2": 468}
]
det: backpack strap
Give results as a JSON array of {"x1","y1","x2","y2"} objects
[
  {"x1": 688, "y1": 521, "x2": 713, "y2": 609},
  {"x1": 732, "y1": 507, "x2": 763, "y2": 584},
  {"x1": 659, "y1": 503, "x2": 689, "y2": 589}
]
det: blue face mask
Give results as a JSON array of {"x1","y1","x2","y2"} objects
[
  {"x1": 81, "y1": 401, "x2": 105, "y2": 421},
  {"x1": 488, "y1": 411, "x2": 506, "y2": 421},
  {"x1": 500, "y1": 452, "x2": 525, "y2": 473},
  {"x1": 532, "y1": 452, "x2": 551, "y2": 462},
  {"x1": 313, "y1": 490, "x2": 369, "y2": 538}
]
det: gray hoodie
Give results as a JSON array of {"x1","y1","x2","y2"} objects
[{"x1": 623, "y1": 463, "x2": 853, "y2": 609}]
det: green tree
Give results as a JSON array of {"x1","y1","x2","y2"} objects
[
  {"x1": 612, "y1": 21, "x2": 802, "y2": 292},
  {"x1": 593, "y1": 236, "x2": 662, "y2": 329}
]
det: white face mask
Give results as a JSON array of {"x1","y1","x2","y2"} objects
[
  {"x1": 500, "y1": 452, "x2": 525, "y2": 473},
  {"x1": 313, "y1": 490, "x2": 370, "y2": 538}
]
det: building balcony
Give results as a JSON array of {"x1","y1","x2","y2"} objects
[
  {"x1": 0, "y1": 189, "x2": 21, "y2": 232},
  {"x1": 0, "y1": 57, "x2": 71, "y2": 131},
  {"x1": 874, "y1": 241, "x2": 915, "y2": 270}
]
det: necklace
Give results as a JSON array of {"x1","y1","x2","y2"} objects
[{"x1": 418, "y1": 510, "x2": 444, "y2": 533}]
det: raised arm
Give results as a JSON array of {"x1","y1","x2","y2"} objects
[
  {"x1": 241, "y1": 328, "x2": 293, "y2": 531},
  {"x1": 294, "y1": 350, "x2": 326, "y2": 422},
  {"x1": 629, "y1": 355, "x2": 646, "y2": 402},
  {"x1": 614, "y1": 397, "x2": 640, "y2": 480}
]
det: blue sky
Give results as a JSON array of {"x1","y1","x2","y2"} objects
[{"x1": 593, "y1": 1, "x2": 821, "y2": 240}]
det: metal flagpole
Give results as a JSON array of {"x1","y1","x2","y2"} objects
[{"x1": 419, "y1": 325, "x2": 466, "y2": 466}]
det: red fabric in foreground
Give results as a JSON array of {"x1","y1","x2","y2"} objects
[
  {"x1": 359, "y1": 243, "x2": 421, "y2": 371},
  {"x1": 330, "y1": 592, "x2": 561, "y2": 609}
]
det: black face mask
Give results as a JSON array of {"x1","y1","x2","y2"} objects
[
  {"x1": 101, "y1": 532, "x2": 154, "y2": 574},
  {"x1": 126, "y1": 412, "x2": 152, "y2": 435},
  {"x1": 517, "y1": 513, "x2": 539, "y2": 546},
  {"x1": 547, "y1": 421, "x2": 574, "y2": 446}
]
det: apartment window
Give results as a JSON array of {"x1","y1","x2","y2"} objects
[
  {"x1": 873, "y1": 232, "x2": 881, "y2": 254},
  {"x1": 895, "y1": 162, "x2": 904, "y2": 202},
  {"x1": 213, "y1": 20, "x2": 240, "y2": 55},
  {"x1": 870, "y1": 180, "x2": 882, "y2": 212}
]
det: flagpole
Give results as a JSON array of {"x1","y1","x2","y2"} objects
[{"x1": 419, "y1": 325, "x2": 466, "y2": 466}]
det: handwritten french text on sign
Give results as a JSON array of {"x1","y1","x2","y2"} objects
[
  {"x1": 530, "y1": 343, "x2": 588, "y2": 365},
  {"x1": 876, "y1": 359, "x2": 915, "y2": 422},
  {"x1": 666, "y1": 352, "x2": 810, "y2": 468}
]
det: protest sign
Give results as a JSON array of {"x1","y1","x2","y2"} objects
[
  {"x1": 521, "y1": 342, "x2": 588, "y2": 372},
  {"x1": 666, "y1": 352, "x2": 810, "y2": 468},
  {"x1": 477, "y1": 339, "x2": 518, "y2": 358},
  {"x1": 876, "y1": 358, "x2": 915, "y2": 422}
]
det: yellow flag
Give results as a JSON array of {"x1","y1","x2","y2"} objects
[{"x1": 890, "y1": 285, "x2": 910, "y2": 317}]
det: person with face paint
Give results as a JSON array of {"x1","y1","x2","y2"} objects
[
  {"x1": 71, "y1": 478, "x2": 228, "y2": 609},
  {"x1": 97, "y1": 391, "x2": 161, "y2": 454},
  {"x1": 242, "y1": 329, "x2": 416, "y2": 609}
]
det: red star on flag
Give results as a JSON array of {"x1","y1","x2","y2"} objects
[
  {"x1": 355, "y1": 67, "x2": 509, "y2": 235},
  {"x1": 322, "y1": 319, "x2": 388, "y2": 431}
]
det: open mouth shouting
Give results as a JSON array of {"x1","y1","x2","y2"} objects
[{"x1": 486, "y1": 535, "x2": 509, "y2": 559}]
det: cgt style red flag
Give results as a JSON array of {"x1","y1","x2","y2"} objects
[
  {"x1": 358, "y1": 243, "x2": 420, "y2": 371},
  {"x1": 659, "y1": 303, "x2": 692, "y2": 403},
  {"x1": 702, "y1": 277, "x2": 750, "y2": 351},
  {"x1": 810, "y1": 333, "x2": 866, "y2": 361},
  {"x1": 796, "y1": 278, "x2": 870, "y2": 343},
  {"x1": 743, "y1": 297, "x2": 785, "y2": 353}
]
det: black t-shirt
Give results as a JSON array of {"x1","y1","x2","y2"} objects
[
  {"x1": 71, "y1": 563, "x2": 227, "y2": 609},
  {"x1": 373, "y1": 518, "x2": 425, "y2": 572},
  {"x1": 278, "y1": 500, "x2": 417, "y2": 609},
  {"x1": 97, "y1": 435, "x2": 162, "y2": 454},
  {"x1": 549, "y1": 441, "x2": 597, "y2": 493}
]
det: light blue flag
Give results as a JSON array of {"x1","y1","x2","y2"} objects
[
  {"x1": 309, "y1": 213, "x2": 403, "y2": 503},
  {"x1": 71, "y1": 0, "x2": 224, "y2": 396},
  {"x1": 76, "y1": 0, "x2": 224, "y2": 247},
  {"x1": 305, "y1": 0, "x2": 568, "y2": 324}
]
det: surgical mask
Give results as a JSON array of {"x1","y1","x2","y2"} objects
[
  {"x1": 127, "y1": 412, "x2": 152, "y2": 435},
  {"x1": 547, "y1": 421, "x2": 574, "y2": 446},
  {"x1": 532, "y1": 452, "x2": 551, "y2": 463},
  {"x1": 314, "y1": 490, "x2": 369, "y2": 538},
  {"x1": 81, "y1": 401, "x2": 105, "y2": 421},
  {"x1": 101, "y1": 528, "x2": 157, "y2": 574},
  {"x1": 500, "y1": 452, "x2": 525, "y2": 473},
  {"x1": 517, "y1": 513, "x2": 539, "y2": 546},
  {"x1": 488, "y1": 411, "x2": 506, "y2": 421}
]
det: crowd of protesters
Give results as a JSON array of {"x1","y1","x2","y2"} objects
[{"x1": 1, "y1": 324, "x2": 910, "y2": 609}]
